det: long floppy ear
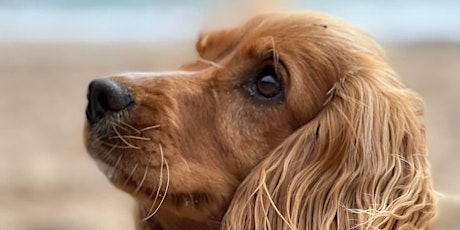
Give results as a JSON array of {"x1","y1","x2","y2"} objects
[{"x1": 222, "y1": 58, "x2": 437, "y2": 229}]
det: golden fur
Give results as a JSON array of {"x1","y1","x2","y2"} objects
[{"x1": 85, "y1": 12, "x2": 436, "y2": 229}]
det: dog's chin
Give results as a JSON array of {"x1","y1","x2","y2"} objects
[
  {"x1": 94, "y1": 157, "x2": 117, "y2": 180},
  {"x1": 85, "y1": 119, "x2": 227, "y2": 222},
  {"x1": 86, "y1": 142, "x2": 125, "y2": 186},
  {"x1": 89, "y1": 149, "x2": 160, "y2": 202},
  {"x1": 85, "y1": 129, "x2": 141, "y2": 191}
]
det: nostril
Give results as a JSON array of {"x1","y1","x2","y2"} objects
[
  {"x1": 90, "y1": 79, "x2": 130, "y2": 111},
  {"x1": 86, "y1": 78, "x2": 133, "y2": 124}
]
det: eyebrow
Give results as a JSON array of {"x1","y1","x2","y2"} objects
[{"x1": 249, "y1": 36, "x2": 281, "y2": 66}]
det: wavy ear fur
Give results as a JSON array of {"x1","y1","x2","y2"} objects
[{"x1": 222, "y1": 48, "x2": 436, "y2": 229}]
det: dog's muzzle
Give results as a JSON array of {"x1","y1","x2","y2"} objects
[{"x1": 86, "y1": 78, "x2": 133, "y2": 125}]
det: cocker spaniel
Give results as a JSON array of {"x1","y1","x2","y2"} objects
[{"x1": 84, "y1": 12, "x2": 437, "y2": 229}]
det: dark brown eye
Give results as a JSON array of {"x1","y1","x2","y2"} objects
[{"x1": 256, "y1": 67, "x2": 282, "y2": 98}]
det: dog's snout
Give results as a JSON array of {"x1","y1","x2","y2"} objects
[{"x1": 86, "y1": 78, "x2": 132, "y2": 124}]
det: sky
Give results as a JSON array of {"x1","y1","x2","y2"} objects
[{"x1": 0, "y1": 0, "x2": 459, "y2": 43}]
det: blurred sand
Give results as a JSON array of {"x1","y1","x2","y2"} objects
[{"x1": 0, "y1": 42, "x2": 459, "y2": 229}]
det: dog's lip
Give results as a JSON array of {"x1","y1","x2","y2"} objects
[
  {"x1": 95, "y1": 157, "x2": 117, "y2": 179},
  {"x1": 85, "y1": 134, "x2": 118, "y2": 164},
  {"x1": 85, "y1": 106, "x2": 132, "y2": 128}
]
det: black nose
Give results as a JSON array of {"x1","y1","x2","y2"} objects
[{"x1": 86, "y1": 79, "x2": 132, "y2": 124}]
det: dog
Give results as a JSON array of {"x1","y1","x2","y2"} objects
[{"x1": 84, "y1": 11, "x2": 437, "y2": 229}]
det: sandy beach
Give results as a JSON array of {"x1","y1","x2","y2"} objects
[{"x1": 0, "y1": 42, "x2": 459, "y2": 229}]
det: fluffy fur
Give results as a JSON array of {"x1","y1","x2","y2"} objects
[{"x1": 85, "y1": 12, "x2": 436, "y2": 230}]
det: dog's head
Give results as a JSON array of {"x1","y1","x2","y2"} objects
[{"x1": 84, "y1": 12, "x2": 436, "y2": 229}]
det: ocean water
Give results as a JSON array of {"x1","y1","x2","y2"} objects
[{"x1": 0, "y1": 1, "x2": 459, "y2": 43}]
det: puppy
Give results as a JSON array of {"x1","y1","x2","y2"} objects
[{"x1": 84, "y1": 12, "x2": 437, "y2": 229}]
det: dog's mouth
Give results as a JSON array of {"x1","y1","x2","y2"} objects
[
  {"x1": 84, "y1": 76, "x2": 227, "y2": 223},
  {"x1": 85, "y1": 121, "x2": 172, "y2": 220},
  {"x1": 85, "y1": 121, "x2": 215, "y2": 220},
  {"x1": 84, "y1": 77, "x2": 193, "y2": 222},
  {"x1": 85, "y1": 77, "x2": 167, "y2": 195},
  {"x1": 85, "y1": 121, "x2": 163, "y2": 184}
]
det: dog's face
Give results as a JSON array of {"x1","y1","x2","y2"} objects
[
  {"x1": 85, "y1": 12, "x2": 435, "y2": 229},
  {"x1": 85, "y1": 13, "x2": 339, "y2": 221}
]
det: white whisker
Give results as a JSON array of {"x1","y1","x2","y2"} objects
[
  {"x1": 134, "y1": 156, "x2": 152, "y2": 195},
  {"x1": 102, "y1": 141, "x2": 139, "y2": 149},
  {"x1": 119, "y1": 120, "x2": 142, "y2": 134},
  {"x1": 123, "y1": 163, "x2": 139, "y2": 187},
  {"x1": 112, "y1": 125, "x2": 141, "y2": 149},
  {"x1": 139, "y1": 125, "x2": 161, "y2": 132},
  {"x1": 111, "y1": 122, "x2": 131, "y2": 133},
  {"x1": 108, "y1": 135, "x2": 151, "y2": 141},
  {"x1": 111, "y1": 153, "x2": 123, "y2": 175},
  {"x1": 99, "y1": 144, "x2": 117, "y2": 161},
  {"x1": 146, "y1": 143, "x2": 165, "y2": 218},
  {"x1": 178, "y1": 155, "x2": 191, "y2": 173},
  {"x1": 198, "y1": 57, "x2": 222, "y2": 68},
  {"x1": 143, "y1": 160, "x2": 169, "y2": 221},
  {"x1": 143, "y1": 144, "x2": 169, "y2": 221}
]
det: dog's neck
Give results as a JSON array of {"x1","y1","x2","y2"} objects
[
  {"x1": 137, "y1": 214, "x2": 220, "y2": 230},
  {"x1": 135, "y1": 199, "x2": 224, "y2": 230}
]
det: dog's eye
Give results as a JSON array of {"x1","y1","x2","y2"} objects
[{"x1": 255, "y1": 67, "x2": 282, "y2": 98}]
